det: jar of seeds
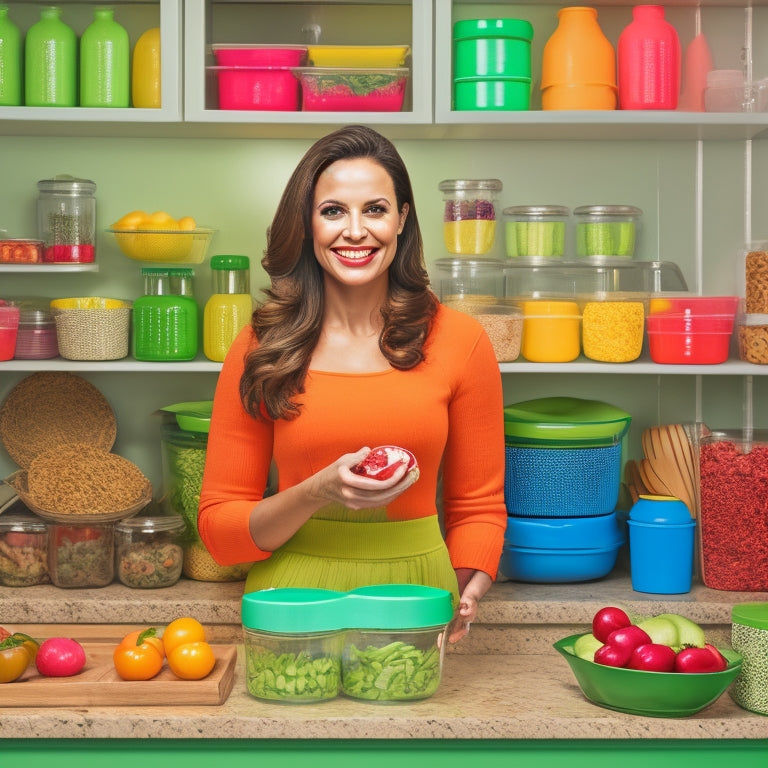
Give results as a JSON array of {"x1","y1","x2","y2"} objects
[
  {"x1": 731, "y1": 602, "x2": 768, "y2": 715},
  {"x1": 37, "y1": 175, "x2": 96, "y2": 263}
]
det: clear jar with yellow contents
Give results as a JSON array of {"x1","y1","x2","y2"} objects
[
  {"x1": 581, "y1": 297, "x2": 645, "y2": 362},
  {"x1": 521, "y1": 300, "x2": 581, "y2": 362},
  {"x1": 439, "y1": 179, "x2": 502, "y2": 255}
]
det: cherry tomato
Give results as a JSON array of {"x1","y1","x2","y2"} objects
[
  {"x1": 591, "y1": 606, "x2": 632, "y2": 643},
  {"x1": 627, "y1": 643, "x2": 677, "y2": 672},
  {"x1": 167, "y1": 641, "x2": 216, "y2": 680},
  {"x1": 0, "y1": 633, "x2": 36, "y2": 683},
  {"x1": 35, "y1": 637, "x2": 86, "y2": 677},
  {"x1": 162, "y1": 617, "x2": 207, "y2": 657},
  {"x1": 114, "y1": 628, "x2": 164, "y2": 681}
]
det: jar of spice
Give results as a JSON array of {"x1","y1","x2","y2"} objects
[
  {"x1": 48, "y1": 522, "x2": 114, "y2": 588},
  {"x1": 115, "y1": 514, "x2": 185, "y2": 589},
  {"x1": 0, "y1": 513, "x2": 49, "y2": 587},
  {"x1": 36, "y1": 175, "x2": 96, "y2": 263},
  {"x1": 731, "y1": 602, "x2": 768, "y2": 715}
]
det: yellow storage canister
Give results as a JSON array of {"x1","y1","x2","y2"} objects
[{"x1": 521, "y1": 300, "x2": 580, "y2": 362}]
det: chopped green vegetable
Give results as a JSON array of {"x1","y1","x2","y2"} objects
[
  {"x1": 245, "y1": 647, "x2": 341, "y2": 702},
  {"x1": 309, "y1": 73, "x2": 400, "y2": 96}
]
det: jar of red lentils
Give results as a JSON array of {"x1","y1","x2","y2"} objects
[{"x1": 698, "y1": 430, "x2": 768, "y2": 591}]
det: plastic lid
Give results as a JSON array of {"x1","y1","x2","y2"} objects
[
  {"x1": 503, "y1": 396, "x2": 632, "y2": 445},
  {"x1": 0, "y1": 513, "x2": 47, "y2": 533},
  {"x1": 629, "y1": 495, "x2": 693, "y2": 524},
  {"x1": 573, "y1": 205, "x2": 643, "y2": 218},
  {"x1": 115, "y1": 515, "x2": 186, "y2": 534},
  {"x1": 210, "y1": 255, "x2": 250, "y2": 271},
  {"x1": 503, "y1": 205, "x2": 570, "y2": 217},
  {"x1": 346, "y1": 584, "x2": 454, "y2": 629},
  {"x1": 732, "y1": 602, "x2": 768, "y2": 629},
  {"x1": 242, "y1": 588, "x2": 348, "y2": 633},
  {"x1": 434, "y1": 256, "x2": 505, "y2": 274},
  {"x1": 453, "y1": 18, "x2": 534, "y2": 41},
  {"x1": 37, "y1": 174, "x2": 96, "y2": 194},
  {"x1": 160, "y1": 401, "x2": 213, "y2": 433},
  {"x1": 140, "y1": 267, "x2": 194, "y2": 277},
  {"x1": 438, "y1": 179, "x2": 503, "y2": 194}
]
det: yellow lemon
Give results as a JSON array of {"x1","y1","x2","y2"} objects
[
  {"x1": 178, "y1": 216, "x2": 197, "y2": 231},
  {"x1": 144, "y1": 211, "x2": 178, "y2": 230},
  {"x1": 113, "y1": 210, "x2": 148, "y2": 230}
]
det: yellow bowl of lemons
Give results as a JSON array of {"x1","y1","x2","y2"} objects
[{"x1": 107, "y1": 211, "x2": 216, "y2": 264}]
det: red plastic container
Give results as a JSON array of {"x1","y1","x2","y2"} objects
[
  {"x1": 647, "y1": 314, "x2": 735, "y2": 364},
  {"x1": 211, "y1": 45, "x2": 307, "y2": 67},
  {"x1": 294, "y1": 67, "x2": 407, "y2": 112},
  {"x1": 0, "y1": 305, "x2": 20, "y2": 361},
  {"x1": 210, "y1": 66, "x2": 299, "y2": 111}
]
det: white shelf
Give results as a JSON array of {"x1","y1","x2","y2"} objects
[
  {"x1": 0, "y1": 264, "x2": 99, "y2": 273},
  {"x1": 0, "y1": 357, "x2": 222, "y2": 373}
]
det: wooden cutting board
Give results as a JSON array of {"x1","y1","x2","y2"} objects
[{"x1": 1, "y1": 643, "x2": 237, "y2": 707}]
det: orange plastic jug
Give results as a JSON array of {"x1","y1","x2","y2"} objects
[{"x1": 541, "y1": 6, "x2": 616, "y2": 110}]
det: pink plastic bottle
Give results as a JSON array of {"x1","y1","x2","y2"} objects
[{"x1": 618, "y1": 5, "x2": 681, "y2": 110}]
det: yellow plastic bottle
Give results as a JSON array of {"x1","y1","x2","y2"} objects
[
  {"x1": 132, "y1": 27, "x2": 161, "y2": 108},
  {"x1": 203, "y1": 255, "x2": 253, "y2": 362}
]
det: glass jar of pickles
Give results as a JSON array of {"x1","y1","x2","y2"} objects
[
  {"x1": 439, "y1": 179, "x2": 502, "y2": 255},
  {"x1": 115, "y1": 514, "x2": 185, "y2": 589}
]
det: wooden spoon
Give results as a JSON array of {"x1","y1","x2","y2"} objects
[
  {"x1": 662, "y1": 424, "x2": 697, "y2": 516},
  {"x1": 639, "y1": 458, "x2": 672, "y2": 496},
  {"x1": 668, "y1": 424, "x2": 697, "y2": 497}
]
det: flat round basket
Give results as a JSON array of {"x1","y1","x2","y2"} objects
[{"x1": 0, "y1": 372, "x2": 117, "y2": 468}]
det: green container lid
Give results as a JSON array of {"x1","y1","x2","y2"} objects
[
  {"x1": 159, "y1": 401, "x2": 213, "y2": 434},
  {"x1": 211, "y1": 254, "x2": 249, "y2": 271},
  {"x1": 453, "y1": 18, "x2": 534, "y2": 42},
  {"x1": 732, "y1": 602, "x2": 768, "y2": 630},
  {"x1": 504, "y1": 396, "x2": 631, "y2": 447},
  {"x1": 241, "y1": 584, "x2": 454, "y2": 634}
]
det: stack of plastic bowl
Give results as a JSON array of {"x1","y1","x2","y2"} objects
[
  {"x1": 453, "y1": 18, "x2": 533, "y2": 111},
  {"x1": 500, "y1": 396, "x2": 630, "y2": 583}
]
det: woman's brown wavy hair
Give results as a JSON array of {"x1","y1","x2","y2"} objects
[{"x1": 241, "y1": 125, "x2": 438, "y2": 421}]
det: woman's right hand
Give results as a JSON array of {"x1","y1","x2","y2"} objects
[{"x1": 311, "y1": 447, "x2": 419, "y2": 510}]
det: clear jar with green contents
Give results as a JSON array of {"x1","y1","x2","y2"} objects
[
  {"x1": 574, "y1": 205, "x2": 642, "y2": 261},
  {"x1": 439, "y1": 179, "x2": 502, "y2": 255},
  {"x1": 503, "y1": 205, "x2": 569, "y2": 260}
]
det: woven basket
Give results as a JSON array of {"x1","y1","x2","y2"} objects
[{"x1": 51, "y1": 298, "x2": 131, "y2": 361}]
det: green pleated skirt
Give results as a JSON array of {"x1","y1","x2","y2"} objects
[{"x1": 244, "y1": 515, "x2": 459, "y2": 605}]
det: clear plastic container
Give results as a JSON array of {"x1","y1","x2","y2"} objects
[
  {"x1": 744, "y1": 248, "x2": 768, "y2": 314},
  {"x1": 520, "y1": 300, "x2": 581, "y2": 362},
  {"x1": 115, "y1": 514, "x2": 185, "y2": 589},
  {"x1": 132, "y1": 267, "x2": 199, "y2": 361},
  {"x1": 14, "y1": 308, "x2": 58, "y2": 360},
  {"x1": 738, "y1": 313, "x2": 768, "y2": 364},
  {"x1": 432, "y1": 256, "x2": 505, "y2": 305},
  {"x1": 447, "y1": 301, "x2": 522, "y2": 362},
  {"x1": 47, "y1": 522, "x2": 114, "y2": 588},
  {"x1": 36, "y1": 175, "x2": 96, "y2": 263},
  {"x1": 503, "y1": 205, "x2": 569, "y2": 260},
  {"x1": 573, "y1": 205, "x2": 643, "y2": 260},
  {"x1": 439, "y1": 179, "x2": 502, "y2": 255},
  {"x1": 0, "y1": 513, "x2": 49, "y2": 586},
  {"x1": 581, "y1": 300, "x2": 645, "y2": 363}
]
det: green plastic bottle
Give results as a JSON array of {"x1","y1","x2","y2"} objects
[
  {"x1": 0, "y1": 4, "x2": 22, "y2": 106},
  {"x1": 25, "y1": 6, "x2": 77, "y2": 107},
  {"x1": 80, "y1": 7, "x2": 129, "y2": 107}
]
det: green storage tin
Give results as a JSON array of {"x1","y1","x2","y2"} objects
[
  {"x1": 730, "y1": 602, "x2": 768, "y2": 715},
  {"x1": 453, "y1": 18, "x2": 534, "y2": 79},
  {"x1": 454, "y1": 76, "x2": 531, "y2": 111}
]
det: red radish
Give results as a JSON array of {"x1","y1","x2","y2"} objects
[
  {"x1": 351, "y1": 446, "x2": 419, "y2": 482},
  {"x1": 35, "y1": 637, "x2": 86, "y2": 677}
]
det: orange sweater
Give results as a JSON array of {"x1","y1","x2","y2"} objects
[{"x1": 198, "y1": 303, "x2": 507, "y2": 578}]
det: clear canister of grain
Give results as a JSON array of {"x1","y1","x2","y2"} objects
[
  {"x1": 744, "y1": 248, "x2": 768, "y2": 314},
  {"x1": 449, "y1": 302, "x2": 523, "y2": 362},
  {"x1": 573, "y1": 205, "x2": 642, "y2": 260},
  {"x1": 439, "y1": 179, "x2": 502, "y2": 255},
  {"x1": 0, "y1": 513, "x2": 48, "y2": 586},
  {"x1": 731, "y1": 602, "x2": 768, "y2": 715},
  {"x1": 36, "y1": 175, "x2": 96, "y2": 263},
  {"x1": 132, "y1": 267, "x2": 199, "y2": 361},
  {"x1": 737, "y1": 313, "x2": 768, "y2": 364},
  {"x1": 115, "y1": 514, "x2": 185, "y2": 589},
  {"x1": 581, "y1": 299, "x2": 645, "y2": 363},
  {"x1": 503, "y1": 205, "x2": 569, "y2": 260},
  {"x1": 47, "y1": 522, "x2": 114, "y2": 588},
  {"x1": 159, "y1": 401, "x2": 252, "y2": 582},
  {"x1": 433, "y1": 256, "x2": 505, "y2": 305},
  {"x1": 520, "y1": 300, "x2": 581, "y2": 362}
]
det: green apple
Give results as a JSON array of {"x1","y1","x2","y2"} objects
[
  {"x1": 574, "y1": 633, "x2": 603, "y2": 661},
  {"x1": 636, "y1": 613, "x2": 706, "y2": 651}
]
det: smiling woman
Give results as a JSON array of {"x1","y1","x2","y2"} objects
[{"x1": 198, "y1": 125, "x2": 507, "y2": 645}]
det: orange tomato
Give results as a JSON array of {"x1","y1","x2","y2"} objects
[
  {"x1": 113, "y1": 629, "x2": 164, "y2": 682},
  {"x1": 162, "y1": 617, "x2": 207, "y2": 657},
  {"x1": 167, "y1": 641, "x2": 216, "y2": 680}
]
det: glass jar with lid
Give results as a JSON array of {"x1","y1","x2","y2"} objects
[
  {"x1": 14, "y1": 308, "x2": 58, "y2": 359},
  {"x1": 132, "y1": 267, "x2": 199, "y2": 361},
  {"x1": 503, "y1": 205, "x2": 570, "y2": 260},
  {"x1": 115, "y1": 514, "x2": 185, "y2": 589},
  {"x1": 573, "y1": 205, "x2": 643, "y2": 260},
  {"x1": 439, "y1": 179, "x2": 502, "y2": 255},
  {"x1": 36, "y1": 175, "x2": 96, "y2": 263},
  {"x1": 48, "y1": 522, "x2": 114, "y2": 588},
  {"x1": 432, "y1": 256, "x2": 506, "y2": 307},
  {"x1": 0, "y1": 513, "x2": 49, "y2": 586}
]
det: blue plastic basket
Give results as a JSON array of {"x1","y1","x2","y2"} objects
[{"x1": 504, "y1": 443, "x2": 621, "y2": 517}]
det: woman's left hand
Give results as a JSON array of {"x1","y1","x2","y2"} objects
[{"x1": 446, "y1": 569, "x2": 492, "y2": 644}]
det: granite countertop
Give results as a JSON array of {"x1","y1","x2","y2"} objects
[{"x1": 2, "y1": 567, "x2": 768, "y2": 740}]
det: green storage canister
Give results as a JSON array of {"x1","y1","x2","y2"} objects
[
  {"x1": 25, "y1": 6, "x2": 77, "y2": 107},
  {"x1": 80, "y1": 6, "x2": 130, "y2": 107},
  {"x1": 453, "y1": 18, "x2": 534, "y2": 79},
  {"x1": 731, "y1": 602, "x2": 768, "y2": 715},
  {"x1": 0, "y1": 4, "x2": 22, "y2": 106}
]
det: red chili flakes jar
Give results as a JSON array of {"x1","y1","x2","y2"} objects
[{"x1": 698, "y1": 431, "x2": 768, "y2": 591}]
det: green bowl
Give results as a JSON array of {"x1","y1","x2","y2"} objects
[{"x1": 554, "y1": 633, "x2": 743, "y2": 718}]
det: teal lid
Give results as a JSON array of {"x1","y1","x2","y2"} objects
[
  {"x1": 504, "y1": 397, "x2": 631, "y2": 447},
  {"x1": 346, "y1": 584, "x2": 454, "y2": 629},
  {"x1": 453, "y1": 18, "x2": 534, "y2": 42},
  {"x1": 242, "y1": 588, "x2": 347, "y2": 633},
  {"x1": 211, "y1": 254, "x2": 249, "y2": 271},
  {"x1": 159, "y1": 401, "x2": 213, "y2": 433},
  {"x1": 732, "y1": 602, "x2": 768, "y2": 630}
]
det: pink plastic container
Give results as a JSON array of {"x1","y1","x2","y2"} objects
[
  {"x1": 618, "y1": 5, "x2": 681, "y2": 110},
  {"x1": 211, "y1": 45, "x2": 307, "y2": 67},
  {"x1": 294, "y1": 67, "x2": 407, "y2": 112},
  {"x1": 0, "y1": 305, "x2": 20, "y2": 361},
  {"x1": 210, "y1": 67, "x2": 300, "y2": 111}
]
